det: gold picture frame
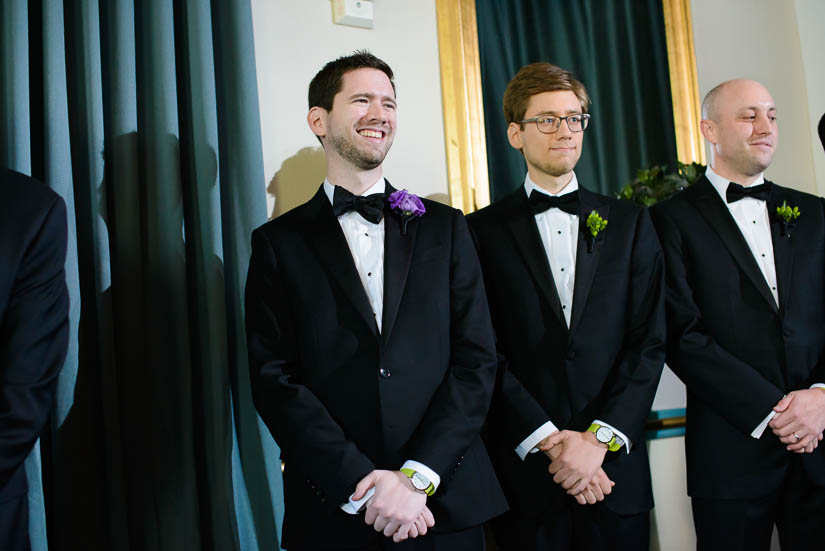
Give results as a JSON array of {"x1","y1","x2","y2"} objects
[{"x1": 436, "y1": 0, "x2": 705, "y2": 214}]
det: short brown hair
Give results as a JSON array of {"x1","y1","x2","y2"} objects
[
  {"x1": 502, "y1": 62, "x2": 590, "y2": 125},
  {"x1": 308, "y1": 50, "x2": 395, "y2": 111}
]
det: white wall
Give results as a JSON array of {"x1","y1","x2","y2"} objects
[
  {"x1": 794, "y1": 0, "x2": 825, "y2": 196},
  {"x1": 251, "y1": 0, "x2": 449, "y2": 218},
  {"x1": 690, "y1": 0, "x2": 823, "y2": 195},
  {"x1": 649, "y1": 437, "x2": 694, "y2": 551}
]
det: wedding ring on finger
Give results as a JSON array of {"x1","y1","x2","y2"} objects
[{"x1": 793, "y1": 432, "x2": 801, "y2": 441}]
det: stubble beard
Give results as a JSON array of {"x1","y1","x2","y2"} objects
[
  {"x1": 729, "y1": 148, "x2": 775, "y2": 179},
  {"x1": 528, "y1": 152, "x2": 579, "y2": 179},
  {"x1": 329, "y1": 133, "x2": 389, "y2": 171}
]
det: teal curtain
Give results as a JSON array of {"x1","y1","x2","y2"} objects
[
  {"x1": 0, "y1": 1, "x2": 282, "y2": 549},
  {"x1": 476, "y1": 0, "x2": 678, "y2": 200}
]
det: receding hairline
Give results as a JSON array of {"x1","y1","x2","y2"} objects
[{"x1": 702, "y1": 79, "x2": 773, "y2": 121}]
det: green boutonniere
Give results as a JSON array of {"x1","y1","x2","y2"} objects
[
  {"x1": 584, "y1": 210, "x2": 608, "y2": 252},
  {"x1": 586, "y1": 210, "x2": 607, "y2": 237},
  {"x1": 776, "y1": 201, "x2": 800, "y2": 237}
]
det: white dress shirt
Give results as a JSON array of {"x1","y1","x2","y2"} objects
[
  {"x1": 515, "y1": 173, "x2": 631, "y2": 459},
  {"x1": 704, "y1": 167, "x2": 825, "y2": 438},
  {"x1": 322, "y1": 178, "x2": 440, "y2": 513}
]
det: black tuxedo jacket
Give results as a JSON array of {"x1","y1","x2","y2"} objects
[
  {"x1": 0, "y1": 169, "x2": 69, "y2": 550},
  {"x1": 650, "y1": 175, "x2": 825, "y2": 500},
  {"x1": 467, "y1": 186, "x2": 665, "y2": 516},
  {"x1": 245, "y1": 183, "x2": 507, "y2": 549}
]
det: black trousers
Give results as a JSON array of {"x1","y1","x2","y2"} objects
[
  {"x1": 692, "y1": 460, "x2": 825, "y2": 551},
  {"x1": 490, "y1": 502, "x2": 649, "y2": 551},
  {"x1": 289, "y1": 524, "x2": 485, "y2": 551}
]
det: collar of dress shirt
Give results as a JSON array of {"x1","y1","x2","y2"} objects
[
  {"x1": 705, "y1": 165, "x2": 765, "y2": 204},
  {"x1": 523, "y1": 171, "x2": 579, "y2": 201},
  {"x1": 323, "y1": 177, "x2": 387, "y2": 206}
]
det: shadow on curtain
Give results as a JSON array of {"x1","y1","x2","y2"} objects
[
  {"x1": 476, "y1": 0, "x2": 679, "y2": 200},
  {"x1": 0, "y1": 1, "x2": 283, "y2": 549}
]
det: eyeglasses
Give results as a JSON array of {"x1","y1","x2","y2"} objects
[{"x1": 519, "y1": 113, "x2": 591, "y2": 134}]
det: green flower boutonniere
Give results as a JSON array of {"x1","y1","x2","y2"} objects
[
  {"x1": 776, "y1": 201, "x2": 800, "y2": 237},
  {"x1": 584, "y1": 210, "x2": 608, "y2": 252}
]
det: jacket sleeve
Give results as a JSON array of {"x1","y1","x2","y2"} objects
[
  {"x1": 650, "y1": 205, "x2": 785, "y2": 434},
  {"x1": 402, "y1": 211, "x2": 500, "y2": 476},
  {"x1": 0, "y1": 195, "x2": 69, "y2": 487},
  {"x1": 245, "y1": 228, "x2": 374, "y2": 504},
  {"x1": 594, "y1": 209, "x2": 666, "y2": 445},
  {"x1": 467, "y1": 217, "x2": 556, "y2": 451}
]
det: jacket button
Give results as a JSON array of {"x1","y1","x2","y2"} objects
[{"x1": 379, "y1": 368, "x2": 391, "y2": 378}]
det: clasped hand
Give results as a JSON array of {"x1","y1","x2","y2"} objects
[
  {"x1": 538, "y1": 430, "x2": 615, "y2": 505},
  {"x1": 352, "y1": 470, "x2": 435, "y2": 542},
  {"x1": 769, "y1": 388, "x2": 825, "y2": 453}
]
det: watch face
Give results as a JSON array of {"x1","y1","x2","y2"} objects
[
  {"x1": 410, "y1": 472, "x2": 430, "y2": 491},
  {"x1": 595, "y1": 426, "x2": 614, "y2": 444}
]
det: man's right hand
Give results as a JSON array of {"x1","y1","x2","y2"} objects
[
  {"x1": 543, "y1": 440, "x2": 614, "y2": 505},
  {"x1": 391, "y1": 506, "x2": 436, "y2": 543},
  {"x1": 352, "y1": 470, "x2": 430, "y2": 540}
]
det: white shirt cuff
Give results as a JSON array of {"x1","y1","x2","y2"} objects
[
  {"x1": 751, "y1": 410, "x2": 776, "y2": 439},
  {"x1": 401, "y1": 460, "x2": 441, "y2": 491},
  {"x1": 340, "y1": 461, "x2": 441, "y2": 514},
  {"x1": 515, "y1": 420, "x2": 559, "y2": 460},
  {"x1": 593, "y1": 419, "x2": 632, "y2": 453},
  {"x1": 811, "y1": 383, "x2": 825, "y2": 390},
  {"x1": 340, "y1": 487, "x2": 374, "y2": 514}
]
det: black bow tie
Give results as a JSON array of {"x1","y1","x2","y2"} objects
[
  {"x1": 726, "y1": 182, "x2": 772, "y2": 203},
  {"x1": 332, "y1": 186, "x2": 385, "y2": 224},
  {"x1": 529, "y1": 190, "x2": 579, "y2": 216}
]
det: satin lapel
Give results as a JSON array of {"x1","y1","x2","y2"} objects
[
  {"x1": 569, "y1": 188, "x2": 608, "y2": 335},
  {"x1": 381, "y1": 183, "x2": 417, "y2": 344},
  {"x1": 768, "y1": 182, "x2": 793, "y2": 316},
  {"x1": 301, "y1": 186, "x2": 379, "y2": 335},
  {"x1": 688, "y1": 177, "x2": 779, "y2": 315},
  {"x1": 505, "y1": 192, "x2": 567, "y2": 329}
]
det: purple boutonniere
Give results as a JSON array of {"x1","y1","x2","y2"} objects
[{"x1": 388, "y1": 189, "x2": 426, "y2": 235}]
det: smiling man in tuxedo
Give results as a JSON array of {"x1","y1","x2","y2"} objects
[
  {"x1": 467, "y1": 63, "x2": 665, "y2": 550},
  {"x1": 650, "y1": 79, "x2": 825, "y2": 550},
  {"x1": 1, "y1": 168, "x2": 69, "y2": 551},
  {"x1": 244, "y1": 51, "x2": 506, "y2": 550}
]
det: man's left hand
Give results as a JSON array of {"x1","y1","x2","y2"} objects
[
  {"x1": 769, "y1": 389, "x2": 825, "y2": 452},
  {"x1": 355, "y1": 470, "x2": 428, "y2": 539},
  {"x1": 539, "y1": 430, "x2": 608, "y2": 495}
]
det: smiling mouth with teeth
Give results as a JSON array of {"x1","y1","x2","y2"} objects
[{"x1": 359, "y1": 129, "x2": 383, "y2": 139}]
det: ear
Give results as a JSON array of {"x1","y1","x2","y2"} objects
[
  {"x1": 507, "y1": 122, "x2": 523, "y2": 150},
  {"x1": 307, "y1": 106, "x2": 327, "y2": 139},
  {"x1": 700, "y1": 118, "x2": 716, "y2": 145}
]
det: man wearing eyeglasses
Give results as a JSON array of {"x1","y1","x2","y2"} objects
[{"x1": 467, "y1": 62, "x2": 665, "y2": 550}]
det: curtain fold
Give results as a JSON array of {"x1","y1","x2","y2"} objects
[
  {"x1": 476, "y1": 0, "x2": 678, "y2": 200},
  {"x1": 0, "y1": 0, "x2": 281, "y2": 549}
]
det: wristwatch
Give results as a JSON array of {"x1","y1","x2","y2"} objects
[
  {"x1": 400, "y1": 468, "x2": 435, "y2": 496},
  {"x1": 588, "y1": 423, "x2": 622, "y2": 452}
]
